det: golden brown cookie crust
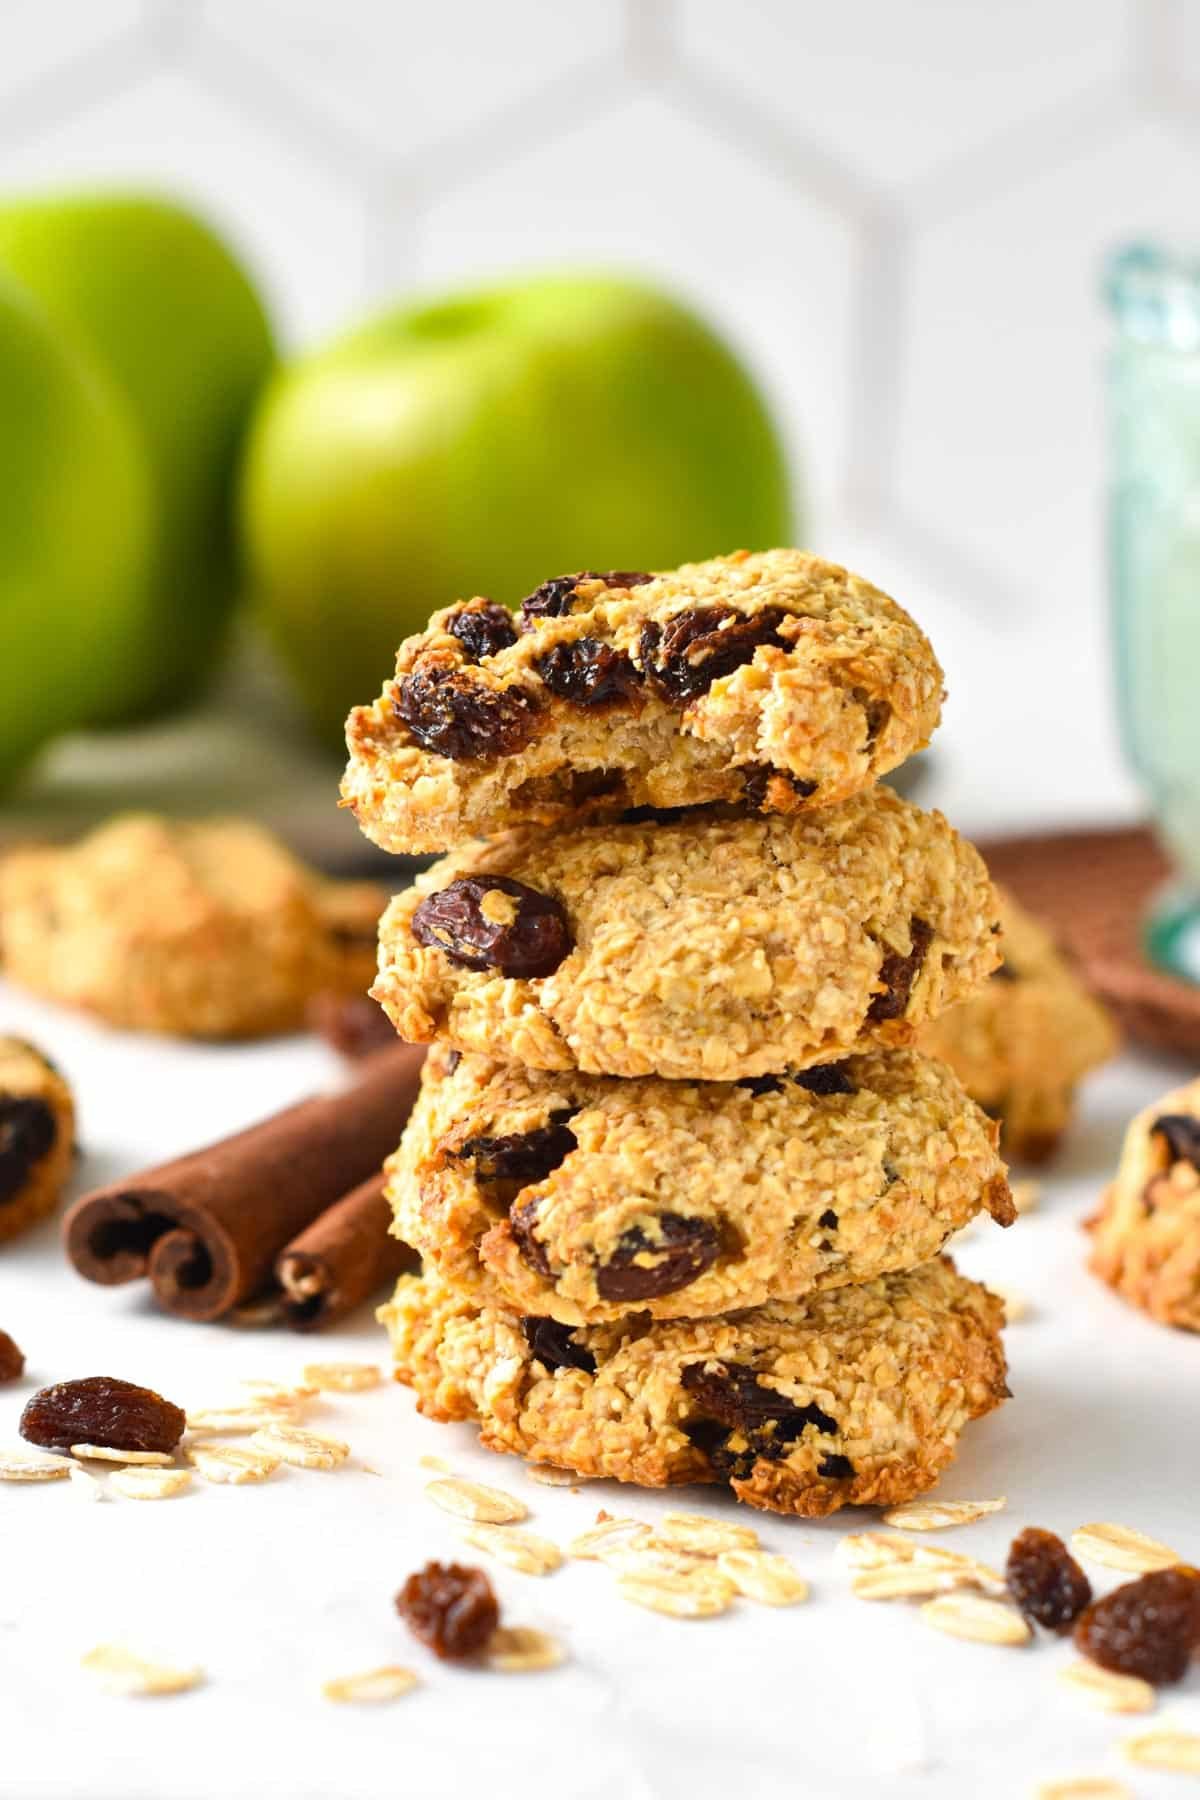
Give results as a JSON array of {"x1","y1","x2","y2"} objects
[
  {"x1": 0, "y1": 815, "x2": 384, "y2": 1040},
  {"x1": 1089, "y1": 1076, "x2": 1200, "y2": 1330},
  {"x1": 921, "y1": 887, "x2": 1117, "y2": 1162},
  {"x1": 343, "y1": 550, "x2": 944, "y2": 854},
  {"x1": 373, "y1": 787, "x2": 1001, "y2": 1081},
  {"x1": 380, "y1": 1256, "x2": 1008, "y2": 1517},
  {"x1": 387, "y1": 1043, "x2": 1013, "y2": 1323},
  {"x1": 0, "y1": 1038, "x2": 75, "y2": 1245}
]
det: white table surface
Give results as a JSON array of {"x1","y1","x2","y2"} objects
[{"x1": 1, "y1": 980, "x2": 1198, "y2": 1800}]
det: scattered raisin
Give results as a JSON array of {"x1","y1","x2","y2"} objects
[
  {"x1": 794, "y1": 1063, "x2": 857, "y2": 1097},
  {"x1": 0, "y1": 1096, "x2": 57, "y2": 1204},
  {"x1": 448, "y1": 1115, "x2": 577, "y2": 1187},
  {"x1": 639, "y1": 605, "x2": 789, "y2": 703},
  {"x1": 866, "y1": 918, "x2": 935, "y2": 1023},
  {"x1": 535, "y1": 639, "x2": 642, "y2": 708},
  {"x1": 595, "y1": 1214, "x2": 723, "y2": 1302},
  {"x1": 818, "y1": 1454, "x2": 855, "y2": 1479},
  {"x1": 681, "y1": 1360, "x2": 837, "y2": 1482},
  {"x1": 20, "y1": 1375, "x2": 185, "y2": 1453},
  {"x1": 522, "y1": 1316, "x2": 596, "y2": 1374},
  {"x1": 1152, "y1": 1114, "x2": 1200, "y2": 1168},
  {"x1": 447, "y1": 602, "x2": 517, "y2": 661},
  {"x1": 1074, "y1": 1567, "x2": 1200, "y2": 1684},
  {"x1": 396, "y1": 1561, "x2": 499, "y2": 1660},
  {"x1": 412, "y1": 875, "x2": 572, "y2": 978},
  {"x1": 818, "y1": 1209, "x2": 839, "y2": 1230},
  {"x1": 509, "y1": 1194, "x2": 552, "y2": 1276},
  {"x1": 1006, "y1": 1527, "x2": 1092, "y2": 1632},
  {"x1": 738, "y1": 763, "x2": 817, "y2": 808},
  {"x1": 396, "y1": 665, "x2": 541, "y2": 761},
  {"x1": 520, "y1": 569, "x2": 652, "y2": 624},
  {"x1": 0, "y1": 1330, "x2": 24, "y2": 1382},
  {"x1": 307, "y1": 992, "x2": 394, "y2": 1061}
]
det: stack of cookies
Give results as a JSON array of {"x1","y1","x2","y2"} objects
[{"x1": 343, "y1": 550, "x2": 1014, "y2": 1517}]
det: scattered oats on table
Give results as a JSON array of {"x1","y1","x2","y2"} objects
[
  {"x1": 1122, "y1": 1726, "x2": 1200, "y2": 1772},
  {"x1": 656, "y1": 1512, "x2": 759, "y2": 1556},
  {"x1": 1057, "y1": 1660, "x2": 1155, "y2": 1715},
  {"x1": 81, "y1": 1644, "x2": 203, "y2": 1696},
  {"x1": 485, "y1": 1626, "x2": 566, "y2": 1673},
  {"x1": 70, "y1": 1444, "x2": 173, "y2": 1465},
  {"x1": 109, "y1": 1467, "x2": 192, "y2": 1501},
  {"x1": 187, "y1": 1443, "x2": 280, "y2": 1485},
  {"x1": 0, "y1": 1448, "x2": 68, "y2": 1481},
  {"x1": 617, "y1": 1568, "x2": 735, "y2": 1618},
  {"x1": 302, "y1": 1362, "x2": 381, "y2": 1393},
  {"x1": 919, "y1": 1592, "x2": 1031, "y2": 1645},
  {"x1": 1035, "y1": 1781, "x2": 1132, "y2": 1800},
  {"x1": 716, "y1": 1550, "x2": 808, "y2": 1606},
  {"x1": 249, "y1": 1423, "x2": 349, "y2": 1470},
  {"x1": 67, "y1": 1464, "x2": 103, "y2": 1502},
  {"x1": 568, "y1": 1518, "x2": 653, "y2": 1562},
  {"x1": 459, "y1": 1523, "x2": 562, "y2": 1576},
  {"x1": 424, "y1": 1476, "x2": 527, "y2": 1524},
  {"x1": 882, "y1": 1497, "x2": 1006, "y2": 1531},
  {"x1": 322, "y1": 1666, "x2": 419, "y2": 1704},
  {"x1": 1069, "y1": 1522, "x2": 1181, "y2": 1574},
  {"x1": 852, "y1": 1565, "x2": 967, "y2": 1602}
]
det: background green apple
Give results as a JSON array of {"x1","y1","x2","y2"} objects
[
  {"x1": 0, "y1": 191, "x2": 275, "y2": 722},
  {"x1": 0, "y1": 274, "x2": 152, "y2": 778},
  {"x1": 240, "y1": 273, "x2": 795, "y2": 745}
]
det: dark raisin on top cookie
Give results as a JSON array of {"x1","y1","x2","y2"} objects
[
  {"x1": 638, "y1": 605, "x2": 790, "y2": 703},
  {"x1": 535, "y1": 640, "x2": 643, "y2": 709},
  {"x1": 396, "y1": 665, "x2": 541, "y2": 761},
  {"x1": 447, "y1": 602, "x2": 518, "y2": 662},
  {"x1": 519, "y1": 569, "x2": 653, "y2": 626}
]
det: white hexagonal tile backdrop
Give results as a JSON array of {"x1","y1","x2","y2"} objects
[{"x1": 5, "y1": 0, "x2": 1195, "y2": 835}]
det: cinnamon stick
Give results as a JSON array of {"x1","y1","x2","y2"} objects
[
  {"x1": 275, "y1": 1171, "x2": 418, "y2": 1332},
  {"x1": 63, "y1": 1044, "x2": 426, "y2": 1323}
]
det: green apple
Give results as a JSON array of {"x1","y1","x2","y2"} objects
[
  {"x1": 0, "y1": 273, "x2": 152, "y2": 779},
  {"x1": 239, "y1": 273, "x2": 795, "y2": 744},
  {"x1": 0, "y1": 191, "x2": 275, "y2": 721}
]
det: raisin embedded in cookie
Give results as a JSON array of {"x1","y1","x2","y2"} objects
[
  {"x1": 342, "y1": 550, "x2": 944, "y2": 854},
  {"x1": 1088, "y1": 1076, "x2": 1200, "y2": 1330},
  {"x1": 379, "y1": 1256, "x2": 1007, "y2": 1518},
  {"x1": 386, "y1": 1042, "x2": 1014, "y2": 1324},
  {"x1": 371, "y1": 786, "x2": 1001, "y2": 1082},
  {"x1": 0, "y1": 1039, "x2": 75, "y2": 1246},
  {"x1": 0, "y1": 815, "x2": 385, "y2": 1040},
  {"x1": 920, "y1": 887, "x2": 1117, "y2": 1163}
]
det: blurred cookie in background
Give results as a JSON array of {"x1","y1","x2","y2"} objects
[
  {"x1": 1089, "y1": 1078, "x2": 1200, "y2": 1330},
  {"x1": 0, "y1": 814, "x2": 383, "y2": 1040},
  {"x1": 0, "y1": 1038, "x2": 74, "y2": 1245},
  {"x1": 921, "y1": 886, "x2": 1117, "y2": 1163}
]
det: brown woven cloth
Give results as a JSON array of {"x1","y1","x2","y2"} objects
[{"x1": 980, "y1": 824, "x2": 1200, "y2": 1058}]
